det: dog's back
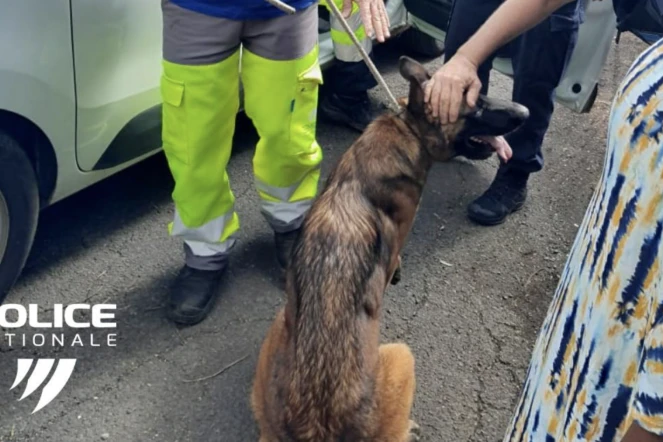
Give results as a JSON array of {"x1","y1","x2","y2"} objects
[{"x1": 252, "y1": 114, "x2": 416, "y2": 441}]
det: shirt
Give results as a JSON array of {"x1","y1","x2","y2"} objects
[
  {"x1": 504, "y1": 37, "x2": 663, "y2": 441},
  {"x1": 169, "y1": 0, "x2": 318, "y2": 20}
]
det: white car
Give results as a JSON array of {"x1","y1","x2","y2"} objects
[{"x1": 0, "y1": 0, "x2": 621, "y2": 302}]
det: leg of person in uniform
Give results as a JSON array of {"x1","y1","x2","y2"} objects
[
  {"x1": 443, "y1": 0, "x2": 504, "y2": 96},
  {"x1": 241, "y1": 4, "x2": 323, "y2": 276},
  {"x1": 443, "y1": 0, "x2": 507, "y2": 161},
  {"x1": 318, "y1": 0, "x2": 380, "y2": 132},
  {"x1": 160, "y1": 0, "x2": 242, "y2": 325},
  {"x1": 466, "y1": 2, "x2": 580, "y2": 225}
]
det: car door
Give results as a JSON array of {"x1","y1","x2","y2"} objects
[
  {"x1": 70, "y1": 0, "x2": 163, "y2": 172},
  {"x1": 402, "y1": 0, "x2": 618, "y2": 114}
]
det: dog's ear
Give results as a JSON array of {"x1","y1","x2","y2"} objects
[
  {"x1": 399, "y1": 56, "x2": 431, "y2": 115},
  {"x1": 399, "y1": 56, "x2": 430, "y2": 85}
]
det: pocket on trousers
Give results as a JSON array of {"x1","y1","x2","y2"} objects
[
  {"x1": 161, "y1": 74, "x2": 189, "y2": 165},
  {"x1": 550, "y1": 14, "x2": 579, "y2": 32},
  {"x1": 549, "y1": 3, "x2": 580, "y2": 33},
  {"x1": 291, "y1": 61, "x2": 323, "y2": 148}
]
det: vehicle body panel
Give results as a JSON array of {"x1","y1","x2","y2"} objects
[
  {"x1": 0, "y1": 1, "x2": 77, "y2": 203},
  {"x1": 70, "y1": 0, "x2": 163, "y2": 172}
]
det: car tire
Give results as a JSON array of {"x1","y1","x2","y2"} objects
[
  {"x1": 0, "y1": 131, "x2": 39, "y2": 304},
  {"x1": 399, "y1": 27, "x2": 445, "y2": 58}
]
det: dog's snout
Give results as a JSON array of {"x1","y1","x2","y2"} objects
[
  {"x1": 473, "y1": 95, "x2": 529, "y2": 132},
  {"x1": 504, "y1": 102, "x2": 530, "y2": 122},
  {"x1": 483, "y1": 108, "x2": 528, "y2": 131}
]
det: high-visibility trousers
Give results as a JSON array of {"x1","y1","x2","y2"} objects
[
  {"x1": 320, "y1": 0, "x2": 373, "y2": 62},
  {"x1": 160, "y1": 0, "x2": 323, "y2": 270}
]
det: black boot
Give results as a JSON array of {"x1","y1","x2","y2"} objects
[
  {"x1": 319, "y1": 92, "x2": 379, "y2": 132},
  {"x1": 467, "y1": 166, "x2": 529, "y2": 226},
  {"x1": 274, "y1": 228, "x2": 301, "y2": 276},
  {"x1": 167, "y1": 265, "x2": 226, "y2": 326}
]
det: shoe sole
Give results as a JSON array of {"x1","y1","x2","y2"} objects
[
  {"x1": 467, "y1": 199, "x2": 526, "y2": 226},
  {"x1": 166, "y1": 298, "x2": 216, "y2": 326}
]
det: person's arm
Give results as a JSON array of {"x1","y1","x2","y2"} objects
[
  {"x1": 425, "y1": 0, "x2": 576, "y2": 124},
  {"x1": 621, "y1": 422, "x2": 663, "y2": 442},
  {"x1": 459, "y1": 0, "x2": 575, "y2": 70}
]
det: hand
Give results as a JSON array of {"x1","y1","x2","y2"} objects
[
  {"x1": 342, "y1": 0, "x2": 391, "y2": 43},
  {"x1": 621, "y1": 422, "x2": 663, "y2": 442},
  {"x1": 424, "y1": 52, "x2": 481, "y2": 124}
]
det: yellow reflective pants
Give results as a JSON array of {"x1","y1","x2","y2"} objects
[
  {"x1": 160, "y1": 0, "x2": 323, "y2": 270},
  {"x1": 320, "y1": 0, "x2": 373, "y2": 62}
]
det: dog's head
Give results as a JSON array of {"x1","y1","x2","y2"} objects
[{"x1": 398, "y1": 56, "x2": 529, "y2": 161}]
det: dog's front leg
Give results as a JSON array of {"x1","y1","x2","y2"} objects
[{"x1": 390, "y1": 256, "x2": 402, "y2": 285}]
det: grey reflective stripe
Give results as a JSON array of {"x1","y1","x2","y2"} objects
[
  {"x1": 255, "y1": 171, "x2": 321, "y2": 201},
  {"x1": 333, "y1": 38, "x2": 372, "y2": 62},
  {"x1": 330, "y1": 9, "x2": 372, "y2": 62},
  {"x1": 255, "y1": 177, "x2": 301, "y2": 202},
  {"x1": 184, "y1": 238, "x2": 236, "y2": 257},
  {"x1": 184, "y1": 241, "x2": 234, "y2": 271},
  {"x1": 261, "y1": 200, "x2": 312, "y2": 233},
  {"x1": 171, "y1": 208, "x2": 235, "y2": 247},
  {"x1": 255, "y1": 177, "x2": 316, "y2": 231}
]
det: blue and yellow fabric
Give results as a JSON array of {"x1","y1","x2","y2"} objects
[{"x1": 504, "y1": 38, "x2": 663, "y2": 441}]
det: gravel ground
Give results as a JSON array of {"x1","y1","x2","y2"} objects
[{"x1": 0, "y1": 33, "x2": 649, "y2": 442}]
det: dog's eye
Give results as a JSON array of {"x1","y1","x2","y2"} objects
[{"x1": 470, "y1": 108, "x2": 483, "y2": 119}]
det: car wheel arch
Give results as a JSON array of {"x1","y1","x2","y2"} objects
[{"x1": 0, "y1": 110, "x2": 58, "y2": 208}]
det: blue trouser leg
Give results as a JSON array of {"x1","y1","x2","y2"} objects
[
  {"x1": 508, "y1": 3, "x2": 579, "y2": 173},
  {"x1": 444, "y1": 0, "x2": 503, "y2": 95},
  {"x1": 444, "y1": 0, "x2": 580, "y2": 174}
]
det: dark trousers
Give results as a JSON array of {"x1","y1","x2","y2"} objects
[
  {"x1": 444, "y1": 0, "x2": 581, "y2": 174},
  {"x1": 327, "y1": 57, "x2": 378, "y2": 99}
]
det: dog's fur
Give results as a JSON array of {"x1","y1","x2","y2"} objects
[{"x1": 251, "y1": 56, "x2": 527, "y2": 442}]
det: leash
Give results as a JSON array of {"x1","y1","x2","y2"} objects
[{"x1": 265, "y1": 0, "x2": 402, "y2": 112}]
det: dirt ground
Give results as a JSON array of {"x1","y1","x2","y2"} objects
[{"x1": 0, "y1": 33, "x2": 650, "y2": 441}]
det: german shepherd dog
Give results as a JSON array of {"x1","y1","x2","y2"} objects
[{"x1": 251, "y1": 56, "x2": 529, "y2": 442}]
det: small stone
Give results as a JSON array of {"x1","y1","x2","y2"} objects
[{"x1": 101, "y1": 433, "x2": 110, "y2": 440}]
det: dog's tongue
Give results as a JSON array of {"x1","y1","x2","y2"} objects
[{"x1": 478, "y1": 135, "x2": 512, "y2": 162}]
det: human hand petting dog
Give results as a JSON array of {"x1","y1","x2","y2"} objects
[
  {"x1": 422, "y1": 54, "x2": 512, "y2": 163},
  {"x1": 422, "y1": 0, "x2": 582, "y2": 161},
  {"x1": 342, "y1": 0, "x2": 390, "y2": 42},
  {"x1": 423, "y1": 0, "x2": 578, "y2": 124},
  {"x1": 424, "y1": 52, "x2": 482, "y2": 125}
]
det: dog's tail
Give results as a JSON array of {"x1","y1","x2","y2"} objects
[{"x1": 285, "y1": 192, "x2": 385, "y2": 439}]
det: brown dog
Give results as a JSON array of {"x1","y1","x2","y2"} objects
[{"x1": 251, "y1": 56, "x2": 528, "y2": 442}]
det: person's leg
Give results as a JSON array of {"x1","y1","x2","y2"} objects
[
  {"x1": 241, "y1": 4, "x2": 323, "y2": 275},
  {"x1": 160, "y1": 0, "x2": 241, "y2": 325},
  {"x1": 443, "y1": 0, "x2": 504, "y2": 96},
  {"x1": 467, "y1": 1, "x2": 580, "y2": 226},
  {"x1": 443, "y1": 0, "x2": 506, "y2": 161},
  {"x1": 318, "y1": 0, "x2": 379, "y2": 132}
]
